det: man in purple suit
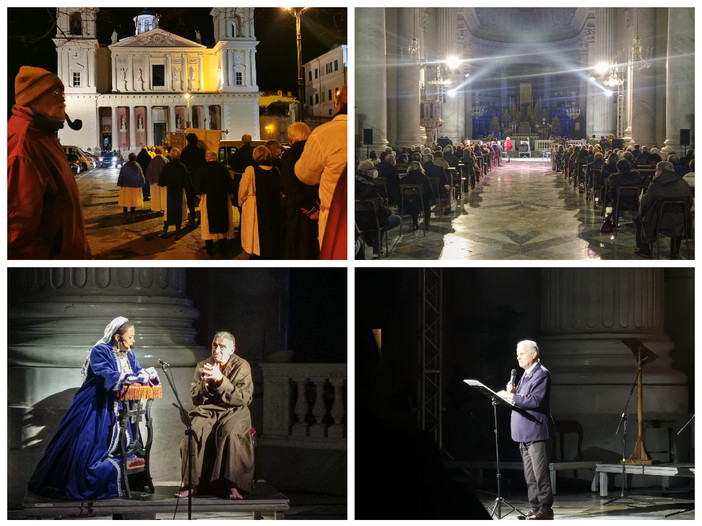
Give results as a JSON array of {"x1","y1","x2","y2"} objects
[{"x1": 498, "y1": 340, "x2": 555, "y2": 520}]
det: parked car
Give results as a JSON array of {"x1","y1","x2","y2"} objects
[
  {"x1": 101, "y1": 150, "x2": 123, "y2": 168},
  {"x1": 66, "y1": 152, "x2": 82, "y2": 174},
  {"x1": 62, "y1": 146, "x2": 95, "y2": 172}
]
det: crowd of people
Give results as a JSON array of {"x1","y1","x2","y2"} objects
[
  {"x1": 8, "y1": 63, "x2": 347, "y2": 260},
  {"x1": 110, "y1": 86, "x2": 348, "y2": 260},
  {"x1": 355, "y1": 140, "x2": 503, "y2": 258},
  {"x1": 554, "y1": 141, "x2": 694, "y2": 258}
]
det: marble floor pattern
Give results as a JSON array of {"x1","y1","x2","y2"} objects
[{"x1": 381, "y1": 160, "x2": 694, "y2": 260}]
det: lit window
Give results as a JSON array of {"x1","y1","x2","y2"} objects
[{"x1": 72, "y1": 72, "x2": 81, "y2": 87}]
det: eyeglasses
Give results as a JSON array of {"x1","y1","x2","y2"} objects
[{"x1": 50, "y1": 88, "x2": 65, "y2": 98}]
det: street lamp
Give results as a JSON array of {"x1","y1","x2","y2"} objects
[
  {"x1": 284, "y1": 7, "x2": 308, "y2": 122},
  {"x1": 184, "y1": 92, "x2": 192, "y2": 129}
]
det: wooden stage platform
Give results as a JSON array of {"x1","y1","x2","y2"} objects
[{"x1": 23, "y1": 481, "x2": 289, "y2": 519}]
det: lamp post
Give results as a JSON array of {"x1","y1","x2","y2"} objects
[
  {"x1": 184, "y1": 92, "x2": 192, "y2": 129},
  {"x1": 285, "y1": 8, "x2": 307, "y2": 122}
]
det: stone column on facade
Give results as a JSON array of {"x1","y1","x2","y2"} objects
[
  {"x1": 198, "y1": 55, "x2": 204, "y2": 91},
  {"x1": 7, "y1": 268, "x2": 205, "y2": 509},
  {"x1": 663, "y1": 7, "x2": 694, "y2": 154},
  {"x1": 128, "y1": 105, "x2": 136, "y2": 149},
  {"x1": 111, "y1": 105, "x2": 119, "y2": 150},
  {"x1": 251, "y1": 50, "x2": 258, "y2": 87},
  {"x1": 147, "y1": 105, "x2": 155, "y2": 146},
  {"x1": 112, "y1": 57, "x2": 118, "y2": 92},
  {"x1": 169, "y1": 104, "x2": 177, "y2": 132},
  {"x1": 166, "y1": 55, "x2": 172, "y2": 91},
  {"x1": 539, "y1": 268, "x2": 688, "y2": 467},
  {"x1": 630, "y1": 8, "x2": 656, "y2": 147},
  {"x1": 395, "y1": 8, "x2": 422, "y2": 147},
  {"x1": 129, "y1": 54, "x2": 135, "y2": 92},
  {"x1": 355, "y1": 7, "x2": 388, "y2": 155},
  {"x1": 591, "y1": 8, "x2": 616, "y2": 138}
]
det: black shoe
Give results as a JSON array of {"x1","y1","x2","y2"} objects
[
  {"x1": 670, "y1": 253, "x2": 682, "y2": 260},
  {"x1": 159, "y1": 232, "x2": 170, "y2": 239},
  {"x1": 634, "y1": 247, "x2": 652, "y2": 258}
]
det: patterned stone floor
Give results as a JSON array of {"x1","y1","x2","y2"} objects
[{"x1": 382, "y1": 160, "x2": 694, "y2": 260}]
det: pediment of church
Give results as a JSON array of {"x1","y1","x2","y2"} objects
[{"x1": 110, "y1": 28, "x2": 205, "y2": 49}]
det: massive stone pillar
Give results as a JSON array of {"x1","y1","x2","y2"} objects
[
  {"x1": 591, "y1": 8, "x2": 617, "y2": 138},
  {"x1": 355, "y1": 7, "x2": 388, "y2": 155},
  {"x1": 128, "y1": 104, "x2": 136, "y2": 149},
  {"x1": 663, "y1": 7, "x2": 694, "y2": 154},
  {"x1": 539, "y1": 269, "x2": 688, "y2": 469},
  {"x1": 437, "y1": 8, "x2": 461, "y2": 143},
  {"x1": 7, "y1": 268, "x2": 204, "y2": 508},
  {"x1": 111, "y1": 105, "x2": 118, "y2": 150},
  {"x1": 395, "y1": 8, "x2": 421, "y2": 147},
  {"x1": 629, "y1": 8, "x2": 656, "y2": 147}
]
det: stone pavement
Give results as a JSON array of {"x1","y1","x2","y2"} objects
[
  {"x1": 76, "y1": 167, "x2": 250, "y2": 260},
  {"x1": 380, "y1": 160, "x2": 694, "y2": 260}
]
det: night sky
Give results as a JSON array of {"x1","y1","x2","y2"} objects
[{"x1": 7, "y1": 7, "x2": 347, "y2": 115}]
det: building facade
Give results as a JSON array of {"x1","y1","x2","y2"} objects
[
  {"x1": 54, "y1": 7, "x2": 261, "y2": 152},
  {"x1": 303, "y1": 44, "x2": 348, "y2": 118},
  {"x1": 356, "y1": 8, "x2": 694, "y2": 155}
]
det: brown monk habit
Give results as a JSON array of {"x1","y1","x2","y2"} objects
[{"x1": 180, "y1": 353, "x2": 254, "y2": 494}]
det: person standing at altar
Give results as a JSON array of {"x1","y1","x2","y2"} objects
[
  {"x1": 498, "y1": 340, "x2": 555, "y2": 520},
  {"x1": 505, "y1": 137, "x2": 513, "y2": 163}
]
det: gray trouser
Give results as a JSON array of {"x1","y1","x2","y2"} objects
[{"x1": 520, "y1": 440, "x2": 554, "y2": 513}]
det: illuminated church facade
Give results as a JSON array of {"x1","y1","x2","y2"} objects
[
  {"x1": 54, "y1": 8, "x2": 261, "y2": 152},
  {"x1": 356, "y1": 8, "x2": 694, "y2": 155}
]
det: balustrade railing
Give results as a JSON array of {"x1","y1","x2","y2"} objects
[{"x1": 260, "y1": 363, "x2": 346, "y2": 450}]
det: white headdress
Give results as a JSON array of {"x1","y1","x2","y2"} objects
[{"x1": 81, "y1": 317, "x2": 129, "y2": 378}]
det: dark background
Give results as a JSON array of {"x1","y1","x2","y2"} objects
[
  {"x1": 186, "y1": 268, "x2": 347, "y2": 363},
  {"x1": 7, "y1": 7, "x2": 347, "y2": 115}
]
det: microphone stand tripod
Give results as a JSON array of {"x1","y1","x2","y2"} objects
[
  {"x1": 160, "y1": 361, "x2": 199, "y2": 520},
  {"x1": 604, "y1": 357, "x2": 654, "y2": 506},
  {"x1": 486, "y1": 396, "x2": 525, "y2": 519}
]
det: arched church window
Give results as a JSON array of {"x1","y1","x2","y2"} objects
[{"x1": 69, "y1": 11, "x2": 82, "y2": 36}]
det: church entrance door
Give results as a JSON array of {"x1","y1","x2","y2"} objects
[{"x1": 154, "y1": 123, "x2": 167, "y2": 147}]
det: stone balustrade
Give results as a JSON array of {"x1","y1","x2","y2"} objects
[{"x1": 259, "y1": 363, "x2": 346, "y2": 450}]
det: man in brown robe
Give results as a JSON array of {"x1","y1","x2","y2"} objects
[{"x1": 176, "y1": 331, "x2": 254, "y2": 499}]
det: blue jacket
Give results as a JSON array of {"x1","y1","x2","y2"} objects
[{"x1": 510, "y1": 362, "x2": 554, "y2": 443}]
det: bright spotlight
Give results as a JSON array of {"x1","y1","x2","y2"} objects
[
  {"x1": 465, "y1": 72, "x2": 470, "y2": 78},
  {"x1": 595, "y1": 62, "x2": 610, "y2": 75},
  {"x1": 605, "y1": 89, "x2": 613, "y2": 97},
  {"x1": 448, "y1": 88, "x2": 457, "y2": 98},
  {"x1": 446, "y1": 55, "x2": 461, "y2": 70}
]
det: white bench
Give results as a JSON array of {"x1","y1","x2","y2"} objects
[{"x1": 594, "y1": 463, "x2": 695, "y2": 497}]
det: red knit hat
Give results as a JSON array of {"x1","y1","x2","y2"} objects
[{"x1": 15, "y1": 66, "x2": 64, "y2": 107}]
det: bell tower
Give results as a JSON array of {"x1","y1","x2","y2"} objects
[
  {"x1": 210, "y1": 7, "x2": 259, "y2": 91},
  {"x1": 53, "y1": 7, "x2": 99, "y2": 94}
]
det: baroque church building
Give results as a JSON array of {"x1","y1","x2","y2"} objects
[
  {"x1": 356, "y1": 8, "x2": 694, "y2": 155},
  {"x1": 54, "y1": 8, "x2": 261, "y2": 152}
]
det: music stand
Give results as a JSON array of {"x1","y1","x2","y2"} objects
[
  {"x1": 464, "y1": 379, "x2": 526, "y2": 520},
  {"x1": 605, "y1": 338, "x2": 658, "y2": 506}
]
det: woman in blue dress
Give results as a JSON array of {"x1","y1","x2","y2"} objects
[{"x1": 28, "y1": 317, "x2": 151, "y2": 500}]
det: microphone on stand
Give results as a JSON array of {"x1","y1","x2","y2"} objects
[
  {"x1": 65, "y1": 114, "x2": 83, "y2": 131},
  {"x1": 158, "y1": 359, "x2": 170, "y2": 369}
]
